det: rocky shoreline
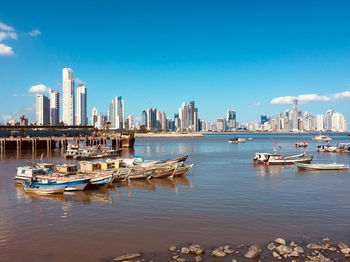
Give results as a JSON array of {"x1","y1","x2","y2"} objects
[{"x1": 111, "y1": 237, "x2": 350, "y2": 262}]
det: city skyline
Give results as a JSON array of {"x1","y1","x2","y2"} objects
[{"x1": 1, "y1": 1, "x2": 350, "y2": 123}]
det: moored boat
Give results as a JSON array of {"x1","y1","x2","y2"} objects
[
  {"x1": 294, "y1": 162, "x2": 349, "y2": 170},
  {"x1": 24, "y1": 177, "x2": 90, "y2": 191},
  {"x1": 312, "y1": 134, "x2": 332, "y2": 141},
  {"x1": 228, "y1": 137, "x2": 246, "y2": 144},
  {"x1": 253, "y1": 152, "x2": 313, "y2": 165},
  {"x1": 295, "y1": 141, "x2": 308, "y2": 148},
  {"x1": 24, "y1": 185, "x2": 66, "y2": 195},
  {"x1": 317, "y1": 143, "x2": 350, "y2": 153},
  {"x1": 171, "y1": 163, "x2": 194, "y2": 177},
  {"x1": 151, "y1": 165, "x2": 176, "y2": 178}
]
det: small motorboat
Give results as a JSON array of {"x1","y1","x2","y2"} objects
[
  {"x1": 312, "y1": 134, "x2": 332, "y2": 141},
  {"x1": 24, "y1": 185, "x2": 66, "y2": 195},
  {"x1": 295, "y1": 162, "x2": 349, "y2": 170},
  {"x1": 295, "y1": 142, "x2": 308, "y2": 148},
  {"x1": 228, "y1": 137, "x2": 246, "y2": 144},
  {"x1": 253, "y1": 152, "x2": 313, "y2": 165},
  {"x1": 24, "y1": 177, "x2": 90, "y2": 191},
  {"x1": 317, "y1": 143, "x2": 350, "y2": 153}
]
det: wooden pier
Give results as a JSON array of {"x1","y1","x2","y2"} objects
[{"x1": 0, "y1": 136, "x2": 125, "y2": 155}]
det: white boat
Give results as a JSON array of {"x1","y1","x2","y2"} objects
[
  {"x1": 228, "y1": 137, "x2": 246, "y2": 144},
  {"x1": 312, "y1": 134, "x2": 332, "y2": 141},
  {"x1": 14, "y1": 166, "x2": 44, "y2": 182},
  {"x1": 253, "y1": 152, "x2": 313, "y2": 165},
  {"x1": 24, "y1": 186, "x2": 66, "y2": 195}
]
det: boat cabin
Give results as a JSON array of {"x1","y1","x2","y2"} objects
[
  {"x1": 79, "y1": 161, "x2": 100, "y2": 172},
  {"x1": 56, "y1": 164, "x2": 77, "y2": 174}
]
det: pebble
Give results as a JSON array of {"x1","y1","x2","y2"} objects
[
  {"x1": 181, "y1": 247, "x2": 190, "y2": 254},
  {"x1": 212, "y1": 249, "x2": 226, "y2": 257},
  {"x1": 273, "y1": 251, "x2": 281, "y2": 259},
  {"x1": 307, "y1": 243, "x2": 322, "y2": 250},
  {"x1": 341, "y1": 248, "x2": 350, "y2": 255},
  {"x1": 176, "y1": 258, "x2": 186, "y2": 262},
  {"x1": 322, "y1": 238, "x2": 330, "y2": 242},
  {"x1": 275, "y1": 238, "x2": 286, "y2": 245},
  {"x1": 189, "y1": 244, "x2": 204, "y2": 255},
  {"x1": 294, "y1": 246, "x2": 304, "y2": 253},
  {"x1": 194, "y1": 256, "x2": 202, "y2": 262},
  {"x1": 275, "y1": 245, "x2": 292, "y2": 255},
  {"x1": 231, "y1": 259, "x2": 237, "y2": 262},
  {"x1": 267, "y1": 242, "x2": 276, "y2": 251},
  {"x1": 169, "y1": 244, "x2": 176, "y2": 252},
  {"x1": 113, "y1": 253, "x2": 142, "y2": 261},
  {"x1": 244, "y1": 245, "x2": 261, "y2": 259},
  {"x1": 338, "y1": 242, "x2": 349, "y2": 249}
]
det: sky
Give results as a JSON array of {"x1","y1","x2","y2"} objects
[{"x1": 0, "y1": 0, "x2": 350, "y2": 124}]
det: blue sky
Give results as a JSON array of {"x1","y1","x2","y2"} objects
[{"x1": 0, "y1": 0, "x2": 350, "y2": 124}]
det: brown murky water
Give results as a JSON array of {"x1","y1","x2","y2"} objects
[{"x1": 0, "y1": 134, "x2": 350, "y2": 261}]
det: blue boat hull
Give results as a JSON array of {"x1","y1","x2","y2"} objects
[{"x1": 24, "y1": 178, "x2": 90, "y2": 191}]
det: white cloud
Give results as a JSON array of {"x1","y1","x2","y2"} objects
[
  {"x1": 0, "y1": 44, "x2": 14, "y2": 56},
  {"x1": 29, "y1": 29, "x2": 41, "y2": 37},
  {"x1": 0, "y1": 22, "x2": 14, "y2": 31},
  {"x1": 75, "y1": 77, "x2": 85, "y2": 85},
  {"x1": 28, "y1": 84, "x2": 48, "y2": 93},
  {"x1": 0, "y1": 31, "x2": 17, "y2": 41},
  {"x1": 271, "y1": 91, "x2": 350, "y2": 104}
]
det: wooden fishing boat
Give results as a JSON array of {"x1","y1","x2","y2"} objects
[
  {"x1": 24, "y1": 185, "x2": 66, "y2": 195},
  {"x1": 24, "y1": 177, "x2": 90, "y2": 191},
  {"x1": 318, "y1": 143, "x2": 350, "y2": 153},
  {"x1": 128, "y1": 168, "x2": 153, "y2": 179},
  {"x1": 294, "y1": 162, "x2": 349, "y2": 170},
  {"x1": 253, "y1": 152, "x2": 313, "y2": 165},
  {"x1": 295, "y1": 141, "x2": 308, "y2": 148},
  {"x1": 171, "y1": 163, "x2": 194, "y2": 177},
  {"x1": 89, "y1": 173, "x2": 114, "y2": 185},
  {"x1": 151, "y1": 166, "x2": 176, "y2": 178}
]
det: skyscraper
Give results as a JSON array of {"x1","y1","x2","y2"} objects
[
  {"x1": 147, "y1": 108, "x2": 157, "y2": 129},
  {"x1": 48, "y1": 88, "x2": 59, "y2": 125},
  {"x1": 128, "y1": 114, "x2": 134, "y2": 129},
  {"x1": 92, "y1": 107, "x2": 98, "y2": 127},
  {"x1": 109, "y1": 96, "x2": 124, "y2": 129},
  {"x1": 292, "y1": 99, "x2": 298, "y2": 131},
  {"x1": 36, "y1": 94, "x2": 50, "y2": 125},
  {"x1": 227, "y1": 110, "x2": 236, "y2": 131},
  {"x1": 76, "y1": 85, "x2": 87, "y2": 125},
  {"x1": 62, "y1": 68, "x2": 75, "y2": 125},
  {"x1": 141, "y1": 110, "x2": 147, "y2": 127}
]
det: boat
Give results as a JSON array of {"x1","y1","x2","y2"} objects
[
  {"x1": 228, "y1": 137, "x2": 246, "y2": 144},
  {"x1": 128, "y1": 168, "x2": 153, "y2": 179},
  {"x1": 295, "y1": 141, "x2": 308, "y2": 148},
  {"x1": 24, "y1": 185, "x2": 66, "y2": 195},
  {"x1": 151, "y1": 165, "x2": 176, "y2": 178},
  {"x1": 312, "y1": 134, "x2": 332, "y2": 141},
  {"x1": 294, "y1": 162, "x2": 349, "y2": 170},
  {"x1": 317, "y1": 143, "x2": 350, "y2": 153},
  {"x1": 24, "y1": 177, "x2": 90, "y2": 191},
  {"x1": 89, "y1": 173, "x2": 114, "y2": 186},
  {"x1": 171, "y1": 163, "x2": 194, "y2": 177},
  {"x1": 253, "y1": 152, "x2": 313, "y2": 165},
  {"x1": 14, "y1": 166, "x2": 45, "y2": 182}
]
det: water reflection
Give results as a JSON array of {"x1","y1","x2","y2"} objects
[
  {"x1": 15, "y1": 177, "x2": 192, "y2": 204},
  {"x1": 253, "y1": 165, "x2": 286, "y2": 176}
]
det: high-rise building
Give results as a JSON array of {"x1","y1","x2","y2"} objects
[
  {"x1": 128, "y1": 114, "x2": 134, "y2": 129},
  {"x1": 227, "y1": 110, "x2": 236, "y2": 131},
  {"x1": 261, "y1": 115, "x2": 269, "y2": 125},
  {"x1": 216, "y1": 118, "x2": 226, "y2": 132},
  {"x1": 48, "y1": 88, "x2": 59, "y2": 125},
  {"x1": 76, "y1": 85, "x2": 87, "y2": 125},
  {"x1": 147, "y1": 108, "x2": 157, "y2": 129},
  {"x1": 92, "y1": 107, "x2": 98, "y2": 127},
  {"x1": 325, "y1": 108, "x2": 333, "y2": 131},
  {"x1": 36, "y1": 94, "x2": 50, "y2": 125},
  {"x1": 316, "y1": 114, "x2": 324, "y2": 131},
  {"x1": 292, "y1": 99, "x2": 298, "y2": 131},
  {"x1": 161, "y1": 111, "x2": 167, "y2": 131},
  {"x1": 109, "y1": 96, "x2": 124, "y2": 129},
  {"x1": 141, "y1": 110, "x2": 147, "y2": 127},
  {"x1": 62, "y1": 68, "x2": 75, "y2": 125}
]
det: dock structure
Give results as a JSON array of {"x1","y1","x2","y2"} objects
[{"x1": 0, "y1": 136, "x2": 124, "y2": 154}]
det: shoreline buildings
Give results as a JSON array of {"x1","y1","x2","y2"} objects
[{"x1": 76, "y1": 85, "x2": 87, "y2": 126}]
